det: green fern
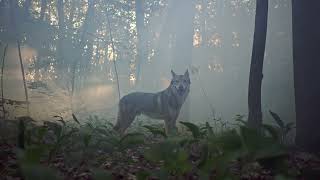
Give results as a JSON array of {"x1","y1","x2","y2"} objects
[
  {"x1": 143, "y1": 125, "x2": 167, "y2": 138},
  {"x1": 179, "y1": 121, "x2": 201, "y2": 139}
]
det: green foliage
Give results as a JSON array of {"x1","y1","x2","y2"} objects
[
  {"x1": 235, "y1": 114, "x2": 247, "y2": 125},
  {"x1": 262, "y1": 124, "x2": 280, "y2": 141},
  {"x1": 21, "y1": 163, "x2": 61, "y2": 180},
  {"x1": 204, "y1": 122, "x2": 214, "y2": 136},
  {"x1": 198, "y1": 125, "x2": 287, "y2": 179},
  {"x1": 136, "y1": 170, "x2": 151, "y2": 180},
  {"x1": 53, "y1": 115, "x2": 66, "y2": 126},
  {"x1": 144, "y1": 138, "x2": 192, "y2": 176},
  {"x1": 10, "y1": 114, "x2": 295, "y2": 180},
  {"x1": 269, "y1": 110, "x2": 285, "y2": 129},
  {"x1": 72, "y1": 113, "x2": 81, "y2": 125},
  {"x1": 119, "y1": 132, "x2": 145, "y2": 149},
  {"x1": 179, "y1": 121, "x2": 202, "y2": 139},
  {"x1": 91, "y1": 168, "x2": 113, "y2": 180},
  {"x1": 143, "y1": 125, "x2": 167, "y2": 138},
  {"x1": 240, "y1": 126, "x2": 286, "y2": 159},
  {"x1": 18, "y1": 145, "x2": 48, "y2": 164},
  {"x1": 269, "y1": 110, "x2": 295, "y2": 144},
  {"x1": 18, "y1": 118, "x2": 26, "y2": 149}
]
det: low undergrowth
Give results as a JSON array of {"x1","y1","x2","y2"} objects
[{"x1": 0, "y1": 113, "x2": 319, "y2": 180}]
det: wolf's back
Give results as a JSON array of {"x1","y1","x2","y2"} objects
[{"x1": 119, "y1": 92, "x2": 159, "y2": 113}]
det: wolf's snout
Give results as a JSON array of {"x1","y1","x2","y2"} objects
[{"x1": 178, "y1": 86, "x2": 185, "y2": 95}]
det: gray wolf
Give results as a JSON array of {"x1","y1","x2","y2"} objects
[{"x1": 114, "y1": 70, "x2": 191, "y2": 134}]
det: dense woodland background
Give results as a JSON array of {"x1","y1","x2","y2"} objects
[
  {"x1": 0, "y1": 0, "x2": 320, "y2": 179},
  {"x1": 0, "y1": 0, "x2": 319, "y2": 159},
  {"x1": 0, "y1": 0, "x2": 294, "y2": 122}
]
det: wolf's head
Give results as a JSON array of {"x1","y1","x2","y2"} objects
[{"x1": 169, "y1": 70, "x2": 191, "y2": 97}]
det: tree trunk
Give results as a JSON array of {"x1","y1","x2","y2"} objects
[
  {"x1": 79, "y1": 0, "x2": 96, "y2": 89},
  {"x1": 56, "y1": 0, "x2": 66, "y2": 84},
  {"x1": 40, "y1": 0, "x2": 47, "y2": 21},
  {"x1": 292, "y1": 0, "x2": 320, "y2": 152},
  {"x1": 106, "y1": 8, "x2": 121, "y2": 101},
  {"x1": 171, "y1": 0, "x2": 195, "y2": 122},
  {"x1": 135, "y1": 0, "x2": 145, "y2": 85},
  {"x1": 71, "y1": 0, "x2": 97, "y2": 111},
  {"x1": 9, "y1": 0, "x2": 30, "y2": 116},
  {"x1": 247, "y1": 0, "x2": 268, "y2": 130},
  {"x1": 1, "y1": 44, "x2": 8, "y2": 119},
  {"x1": 24, "y1": 0, "x2": 31, "y2": 19},
  {"x1": 68, "y1": 0, "x2": 76, "y2": 26}
]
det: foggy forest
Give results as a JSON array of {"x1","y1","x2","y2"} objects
[{"x1": 0, "y1": 0, "x2": 319, "y2": 179}]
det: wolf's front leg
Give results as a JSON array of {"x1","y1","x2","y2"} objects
[{"x1": 164, "y1": 118, "x2": 178, "y2": 135}]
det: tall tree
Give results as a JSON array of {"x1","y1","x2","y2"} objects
[
  {"x1": 247, "y1": 0, "x2": 268, "y2": 129},
  {"x1": 171, "y1": 0, "x2": 195, "y2": 121},
  {"x1": 24, "y1": 0, "x2": 31, "y2": 19},
  {"x1": 56, "y1": 0, "x2": 66, "y2": 84},
  {"x1": 134, "y1": 0, "x2": 146, "y2": 86},
  {"x1": 79, "y1": 0, "x2": 96, "y2": 88},
  {"x1": 9, "y1": 0, "x2": 29, "y2": 115},
  {"x1": 292, "y1": 0, "x2": 320, "y2": 152},
  {"x1": 40, "y1": 0, "x2": 47, "y2": 21},
  {"x1": 1, "y1": 44, "x2": 8, "y2": 119}
]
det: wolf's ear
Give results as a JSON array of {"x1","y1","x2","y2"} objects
[
  {"x1": 184, "y1": 69, "x2": 189, "y2": 78},
  {"x1": 171, "y1": 70, "x2": 176, "y2": 77}
]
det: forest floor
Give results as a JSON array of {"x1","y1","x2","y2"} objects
[{"x1": 0, "y1": 117, "x2": 320, "y2": 180}]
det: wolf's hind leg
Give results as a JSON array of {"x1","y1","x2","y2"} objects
[
  {"x1": 114, "y1": 114, "x2": 136, "y2": 134},
  {"x1": 114, "y1": 102, "x2": 136, "y2": 134}
]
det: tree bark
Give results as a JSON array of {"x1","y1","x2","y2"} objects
[
  {"x1": 68, "y1": 0, "x2": 76, "y2": 27},
  {"x1": 40, "y1": 0, "x2": 47, "y2": 21},
  {"x1": 171, "y1": 0, "x2": 195, "y2": 122},
  {"x1": 292, "y1": 0, "x2": 320, "y2": 152},
  {"x1": 71, "y1": 0, "x2": 97, "y2": 111},
  {"x1": 135, "y1": 0, "x2": 145, "y2": 85},
  {"x1": 56, "y1": 0, "x2": 66, "y2": 83},
  {"x1": 1, "y1": 44, "x2": 8, "y2": 119},
  {"x1": 106, "y1": 8, "x2": 121, "y2": 101},
  {"x1": 9, "y1": 0, "x2": 30, "y2": 116},
  {"x1": 24, "y1": 0, "x2": 31, "y2": 19},
  {"x1": 79, "y1": 0, "x2": 96, "y2": 88},
  {"x1": 247, "y1": 0, "x2": 268, "y2": 130}
]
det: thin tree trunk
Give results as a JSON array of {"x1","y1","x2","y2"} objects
[
  {"x1": 56, "y1": 0, "x2": 66, "y2": 84},
  {"x1": 247, "y1": 0, "x2": 268, "y2": 130},
  {"x1": 135, "y1": 0, "x2": 145, "y2": 85},
  {"x1": 71, "y1": 0, "x2": 95, "y2": 95},
  {"x1": 200, "y1": 0, "x2": 208, "y2": 47},
  {"x1": 106, "y1": 9, "x2": 121, "y2": 101},
  {"x1": 69, "y1": 0, "x2": 76, "y2": 24},
  {"x1": 171, "y1": 0, "x2": 195, "y2": 122},
  {"x1": 1, "y1": 44, "x2": 8, "y2": 119},
  {"x1": 9, "y1": 0, "x2": 30, "y2": 116},
  {"x1": 17, "y1": 41, "x2": 29, "y2": 115},
  {"x1": 40, "y1": 0, "x2": 47, "y2": 21},
  {"x1": 24, "y1": 0, "x2": 31, "y2": 19},
  {"x1": 152, "y1": 1, "x2": 174, "y2": 90},
  {"x1": 79, "y1": 0, "x2": 96, "y2": 89},
  {"x1": 292, "y1": 0, "x2": 320, "y2": 152}
]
